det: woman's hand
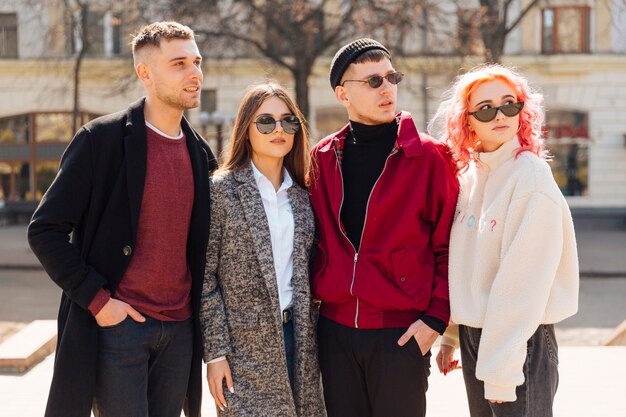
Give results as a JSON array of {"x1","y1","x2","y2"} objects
[
  {"x1": 206, "y1": 360, "x2": 234, "y2": 411},
  {"x1": 436, "y1": 344, "x2": 461, "y2": 375}
]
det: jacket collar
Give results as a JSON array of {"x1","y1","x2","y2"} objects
[
  {"x1": 395, "y1": 111, "x2": 424, "y2": 157},
  {"x1": 123, "y1": 97, "x2": 212, "y2": 240},
  {"x1": 124, "y1": 97, "x2": 201, "y2": 143},
  {"x1": 125, "y1": 97, "x2": 147, "y2": 131},
  {"x1": 319, "y1": 111, "x2": 424, "y2": 158},
  {"x1": 124, "y1": 99, "x2": 148, "y2": 239},
  {"x1": 232, "y1": 163, "x2": 256, "y2": 186}
]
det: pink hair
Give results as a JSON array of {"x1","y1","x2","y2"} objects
[{"x1": 428, "y1": 64, "x2": 545, "y2": 173}]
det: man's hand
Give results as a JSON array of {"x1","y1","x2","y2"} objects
[
  {"x1": 94, "y1": 297, "x2": 145, "y2": 327},
  {"x1": 397, "y1": 319, "x2": 439, "y2": 355},
  {"x1": 207, "y1": 360, "x2": 234, "y2": 411}
]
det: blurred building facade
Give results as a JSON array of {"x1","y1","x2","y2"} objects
[{"x1": 0, "y1": 0, "x2": 625, "y2": 224}]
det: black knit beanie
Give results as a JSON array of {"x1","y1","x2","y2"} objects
[{"x1": 329, "y1": 38, "x2": 390, "y2": 90}]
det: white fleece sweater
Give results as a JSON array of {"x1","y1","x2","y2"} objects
[{"x1": 442, "y1": 138, "x2": 579, "y2": 401}]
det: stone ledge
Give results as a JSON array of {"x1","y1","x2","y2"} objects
[
  {"x1": 603, "y1": 319, "x2": 626, "y2": 346},
  {"x1": 0, "y1": 320, "x2": 56, "y2": 374}
]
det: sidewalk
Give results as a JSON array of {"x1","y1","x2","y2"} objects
[
  {"x1": 0, "y1": 225, "x2": 39, "y2": 270},
  {"x1": 1, "y1": 224, "x2": 625, "y2": 416},
  {"x1": 1, "y1": 346, "x2": 625, "y2": 416}
]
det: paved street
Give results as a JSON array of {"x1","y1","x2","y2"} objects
[
  {"x1": 2, "y1": 268, "x2": 624, "y2": 346},
  {"x1": 1, "y1": 224, "x2": 625, "y2": 416},
  {"x1": 0, "y1": 270, "x2": 59, "y2": 323},
  {"x1": 2, "y1": 345, "x2": 625, "y2": 417}
]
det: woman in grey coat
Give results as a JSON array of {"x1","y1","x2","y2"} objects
[{"x1": 200, "y1": 82, "x2": 326, "y2": 416}]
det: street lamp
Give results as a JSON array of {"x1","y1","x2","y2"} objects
[{"x1": 199, "y1": 110, "x2": 232, "y2": 160}]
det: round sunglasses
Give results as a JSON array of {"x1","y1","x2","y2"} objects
[
  {"x1": 470, "y1": 101, "x2": 525, "y2": 123},
  {"x1": 254, "y1": 115, "x2": 301, "y2": 134},
  {"x1": 341, "y1": 71, "x2": 404, "y2": 89}
]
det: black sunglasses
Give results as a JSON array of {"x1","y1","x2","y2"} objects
[
  {"x1": 470, "y1": 102, "x2": 525, "y2": 123},
  {"x1": 254, "y1": 115, "x2": 301, "y2": 134},
  {"x1": 341, "y1": 71, "x2": 404, "y2": 88}
]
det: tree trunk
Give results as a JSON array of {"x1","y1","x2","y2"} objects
[
  {"x1": 485, "y1": 33, "x2": 505, "y2": 63},
  {"x1": 293, "y1": 67, "x2": 311, "y2": 123},
  {"x1": 72, "y1": 51, "x2": 86, "y2": 133},
  {"x1": 72, "y1": 3, "x2": 89, "y2": 133},
  {"x1": 479, "y1": 0, "x2": 504, "y2": 63}
]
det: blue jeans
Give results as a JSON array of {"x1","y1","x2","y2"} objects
[
  {"x1": 92, "y1": 316, "x2": 193, "y2": 417},
  {"x1": 460, "y1": 324, "x2": 559, "y2": 417},
  {"x1": 283, "y1": 319, "x2": 295, "y2": 393}
]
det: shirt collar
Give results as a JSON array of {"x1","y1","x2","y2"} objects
[
  {"x1": 250, "y1": 161, "x2": 293, "y2": 192},
  {"x1": 145, "y1": 121, "x2": 183, "y2": 139}
]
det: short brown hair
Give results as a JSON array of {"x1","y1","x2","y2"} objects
[{"x1": 131, "y1": 21, "x2": 194, "y2": 58}]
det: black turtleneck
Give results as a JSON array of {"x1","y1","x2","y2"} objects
[
  {"x1": 339, "y1": 118, "x2": 446, "y2": 335},
  {"x1": 340, "y1": 119, "x2": 397, "y2": 251}
]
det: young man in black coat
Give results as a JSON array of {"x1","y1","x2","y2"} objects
[{"x1": 27, "y1": 22, "x2": 217, "y2": 417}]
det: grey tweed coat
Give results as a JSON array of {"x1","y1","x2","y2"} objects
[{"x1": 200, "y1": 164, "x2": 326, "y2": 417}]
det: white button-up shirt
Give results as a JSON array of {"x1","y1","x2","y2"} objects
[{"x1": 251, "y1": 161, "x2": 295, "y2": 312}]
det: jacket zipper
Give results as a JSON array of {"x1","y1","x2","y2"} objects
[{"x1": 334, "y1": 144, "x2": 398, "y2": 328}]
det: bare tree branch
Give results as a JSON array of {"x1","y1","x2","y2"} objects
[{"x1": 505, "y1": 0, "x2": 541, "y2": 36}]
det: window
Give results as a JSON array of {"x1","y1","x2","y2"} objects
[
  {"x1": 201, "y1": 89, "x2": 217, "y2": 115},
  {"x1": 36, "y1": 114, "x2": 73, "y2": 143},
  {"x1": 542, "y1": 7, "x2": 590, "y2": 54},
  {"x1": 71, "y1": 10, "x2": 124, "y2": 57},
  {"x1": 109, "y1": 15, "x2": 122, "y2": 55},
  {"x1": 0, "y1": 115, "x2": 29, "y2": 144},
  {"x1": 548, "y1": 143, "x2": 588, "y2": 196},
  {"x1": 35, "y1": 161, "x2": 59, "y2": 200},
  {"x1": 3, "y1": 163, "x2": 31, "y2": 201},
  {"x1": 0, "y1": 112, "x2": 99, "y2": 202},
  {"x1": 0, "y1": 163, "x2": 11, "y2": 204},
  {"x1": 545, "y1": 110, "x2": 589, "y2": 196},
  {"x1": 0, "y1": 13, "x2": 18, "y2": 58}
]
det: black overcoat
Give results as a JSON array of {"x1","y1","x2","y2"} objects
[{"x1": 27, "y1": 98, "x2": 217, "y2": 417}]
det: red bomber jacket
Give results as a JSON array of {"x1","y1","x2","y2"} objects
[{"x1": 309, "y1": 111, "x2": 459, "y2": 329}]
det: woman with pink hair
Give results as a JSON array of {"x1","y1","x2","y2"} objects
[{"x1": 429, "y1": 64, "x2": 579, "y2": 417}]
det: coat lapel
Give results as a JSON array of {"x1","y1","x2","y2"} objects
[
  {"x1": 287, "y1": 184, "x2": 312, "y2": 318},
  {"x1": 182, "y1": 117, "x2": 212, "y2": 258},
  {"x1": 234, "y1": 166, "x2": 282, "y2": 314},
  {"x1": 124, "y1": 99, "x2": 148, "y2": 240},
  {"x1": 288, "y1": 184, "x2": 310, "y2": 285},
  {"x1": 181, "y1": 117, "x2": 214, "y2": 312}
]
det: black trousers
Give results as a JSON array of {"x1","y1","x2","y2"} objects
[{"x1": 318, "y1": 315, "x2": 430, "y2": 417}]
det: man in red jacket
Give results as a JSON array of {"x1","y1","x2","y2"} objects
[{"x1": 309, "y1": 38, "x2": 459, "y2": 417}]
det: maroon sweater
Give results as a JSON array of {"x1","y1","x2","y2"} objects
[{"x1": 89, "y1": 125, "x2": 194, "y2": 321}]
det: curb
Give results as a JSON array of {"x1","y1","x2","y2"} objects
[
  {"x1": 0, "y1": 320, "x2": 56, "y2": 374},
  {"x1": 580, "y1": 271, "x2": 626, "y2": 278}
]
